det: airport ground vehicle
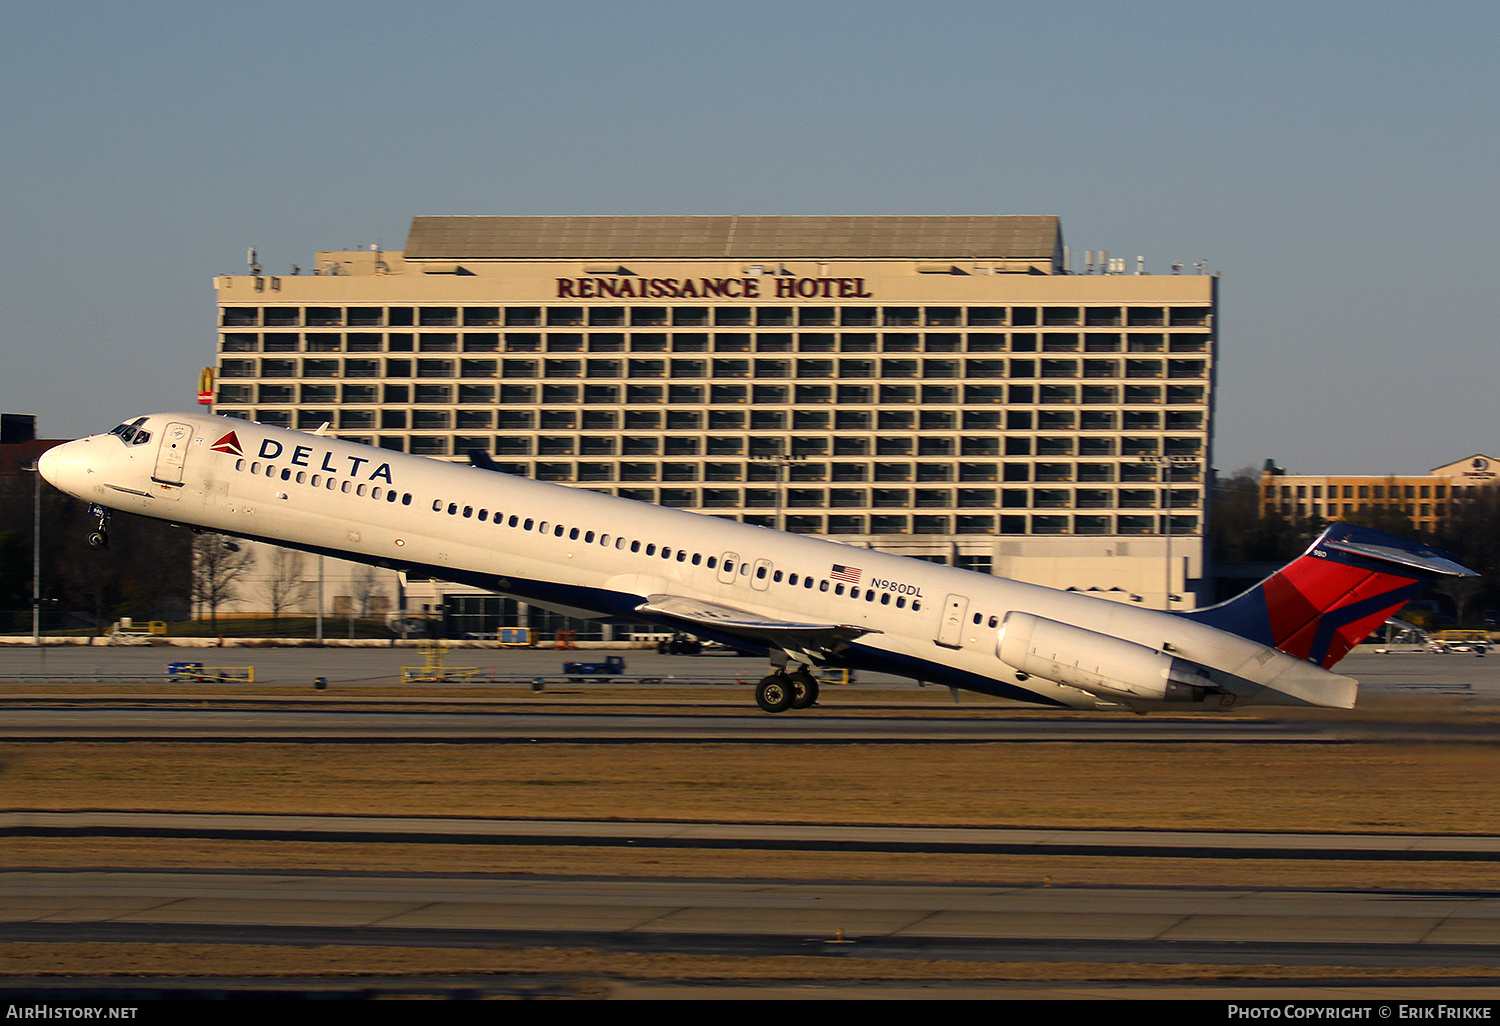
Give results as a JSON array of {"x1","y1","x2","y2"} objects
[
  {"x1": 562, "y1": 655, "x2": 627, "y2": 680},
  {"x1": 1430, "y1": 630, "x2": 1491, "y2": 655}
]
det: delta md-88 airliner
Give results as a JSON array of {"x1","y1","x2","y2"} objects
[{"x1": 39, "y1": 412, "x2": 1476, "y2": 713}]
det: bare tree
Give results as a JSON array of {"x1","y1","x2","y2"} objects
[
  {"x1": 1212, "y1": 467, "x2": 1324, "y2": 565},
  {"x1": 1433, "y1": 575, "x2": 1487, "y2": 628},
  {"x1": 349, "y1": 563, "x2": 384, "y2": 618},
  {"x1": 1433, "y1": 484, "x2": 1500, "y2": 624},
  {"x1": 263, "y1": 547, "x2": 310, "y2": 625},
  {"x1": 191, "y1": 534, "x2": 254, "y2": 631}
]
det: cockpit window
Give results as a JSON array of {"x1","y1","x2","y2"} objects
[{"x1": 107, "y1": 417, "x2": 151, "y2": 446}]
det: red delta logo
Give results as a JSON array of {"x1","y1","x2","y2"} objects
[{"x1": 210, "y1": 431, "x2": 243, "y2": 456}]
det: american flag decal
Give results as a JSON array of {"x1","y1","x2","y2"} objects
[{"x1": 830, "y1": 564, "x2": 862, "y2": 584}]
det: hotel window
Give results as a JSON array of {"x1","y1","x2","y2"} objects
[
  {"x1": 414, "y1": 384, "x2": 453, "y2": 403},
  {"x1": 419, "y1": 307, "x2": 458, "y2": 327},
  {"x1": 1170, "y1": 307, "x2": 1211, "y2": 327},
  {"x1": 713, "y1": 333, "x2": 752, "y2": 352}
]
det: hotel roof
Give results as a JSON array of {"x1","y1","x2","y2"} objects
[{"x1": 404, "y1": 215, "x2": 1062, "y2": 263}]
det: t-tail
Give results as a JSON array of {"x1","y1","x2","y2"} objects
[{"x1": 1186, "y1": 524, "x2": 1477, "y2": 669}]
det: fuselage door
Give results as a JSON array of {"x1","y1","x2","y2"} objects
[
  {"x1": 152, "y1": 422, "x2": 193, "y2": 485},
  {"x1": 936, "y1": 593, "x2": 969, "y2": 649},
  {"x1": 717, "y1": 552, "x2": 740, "y2": 585},
  {"x1": 751, "y1": 558, "x2": 773, "y2": 591}
]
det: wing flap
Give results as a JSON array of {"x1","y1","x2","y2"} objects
[{"x1": 635, "y1": 594, "x2": 879, "y2": 661}]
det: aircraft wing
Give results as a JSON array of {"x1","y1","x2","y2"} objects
[{"x1": 635, "y1": 594, "x2": 880, "y2": 662}]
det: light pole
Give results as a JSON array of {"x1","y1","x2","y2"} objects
[
  {"x1": 1164, "y1": 459, "x2": 1173, "y2": 611},
  {"x1": 1138, "y1": 455, "x2": 1198, "y2": 610},
  {"x1": 749, "y1": 441, "x2": 805, "y2": 532},
  {"x1": 29, "y1": 461, "x2": 40, "y2": 646},
  {"x1": 316, "y1": 554, "x2": 324, "y2": 645}
]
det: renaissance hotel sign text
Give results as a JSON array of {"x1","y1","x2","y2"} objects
[{"x1": 556, "y1": 276, "x2": 874, "y2": 300}]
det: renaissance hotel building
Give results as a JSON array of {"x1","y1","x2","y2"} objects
[{"x1": 212, "y1": 216, "x2": 1216, "y2": 622}]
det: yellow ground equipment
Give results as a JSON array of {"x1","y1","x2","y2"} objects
[
  {"x1": 401, "y1": 644, "x2": 483, "y2": 683},
  {"x1": 165, "y1": 662, "x2": 254, "y2": 683}
]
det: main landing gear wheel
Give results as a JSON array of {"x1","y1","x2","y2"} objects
[
  {"x1": 789, "y1": 670, "x2": 819, "y2": 709},
  {"x1": 755, "y1": 674, "x2": 796, "y2": 713}
]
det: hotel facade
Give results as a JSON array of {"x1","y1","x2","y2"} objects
[{"x1": 212, "y1": 216, "x2": 1217, "y2": 635}]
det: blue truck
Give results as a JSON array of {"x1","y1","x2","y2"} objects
[{"x1": 562, "y1": 655, "x2": 626, "y2": 681}]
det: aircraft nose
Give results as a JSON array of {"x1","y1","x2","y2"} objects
[
  {"x1": 37, "y1": 444, "x2": 63, "y2": 486},
  {"x1": 38, "y1": 439, "x2": 89, "y2": 496}
]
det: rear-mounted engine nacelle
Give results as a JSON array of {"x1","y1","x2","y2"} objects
[{"x1": 997, "y1": 611, "x2": 1213, "y2": 703}]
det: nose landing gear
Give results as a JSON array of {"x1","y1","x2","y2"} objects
[{"x1": 86, "y1": 504, "x2": 112, "y2": 549}]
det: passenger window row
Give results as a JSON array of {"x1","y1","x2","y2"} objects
[
  {"x1": 424, "y1": 495, "x2": 925, "y2": 613},
  {"x1": 235, "y1": 458, "x2": 413, "y2": 505}
]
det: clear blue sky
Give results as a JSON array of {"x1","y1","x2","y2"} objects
[{"x1": 3, "y1": 1, "x2": 1495, "y2": 476}]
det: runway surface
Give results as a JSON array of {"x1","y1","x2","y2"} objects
[
  {"x1": 0, "y1": 706, "x2": 1384, "y2": 742},
  {"x1": 9, "y1": 866, "x2": 1500, "y2": 968},
  {"x1": 3, "y1": 644, "x2": 1499, "y2": 697},
  {"x1": 3, "y1": 648, "x2": 1498, "y2": 742},
  {"x1": 10, "y1": 811, "x2": 1500, "y2": 968},
  {"x1": 5, "y1": 644, "x2": 1500, "y2": 996},
  {"x1": 11, "y1": 811, "x2": 1500, "y2": 860}
]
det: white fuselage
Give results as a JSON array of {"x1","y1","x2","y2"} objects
[{"x1": 39, "y1": 413, "x2": 1355, "y2": 712}]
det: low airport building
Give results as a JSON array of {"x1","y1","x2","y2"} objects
[
  {"x1": 1260, "y1": 455, "x2": 1500, "y2": 534},
  {"x1": 211, "y1": 215, "x2": 1217, "y2": 635}
]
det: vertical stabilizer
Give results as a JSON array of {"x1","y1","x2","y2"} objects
[{"x1": 1186, "y1": 524, "x2": 1475, "y2": 668}]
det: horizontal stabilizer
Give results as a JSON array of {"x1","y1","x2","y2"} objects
[{"x1": 1320, "y1": 534, "x2": 1477, "y2": 579}]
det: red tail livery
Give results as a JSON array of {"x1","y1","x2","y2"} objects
[{"x1": 1187, "y1": 524, "x2": 1474, "y2": 668}]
